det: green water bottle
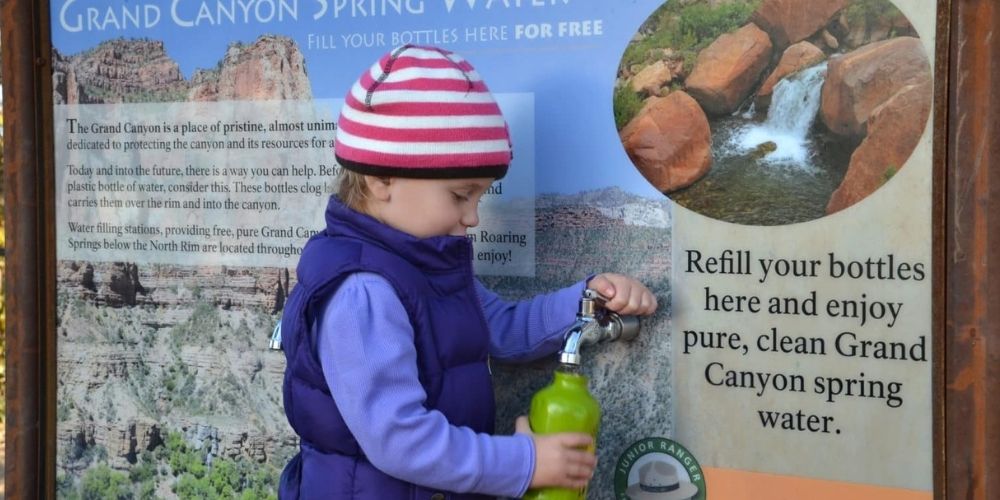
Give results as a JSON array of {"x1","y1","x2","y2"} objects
[{"x1": 523, "y1": 365, "x2": 600, "y2": 500}]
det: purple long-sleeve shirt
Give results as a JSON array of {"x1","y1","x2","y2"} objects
[{"x1": 315, "y1": 272, "x2": 586, "y2": 498}]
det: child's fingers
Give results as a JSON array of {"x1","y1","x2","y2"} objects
[
  {"x1": 563, "y1": 451, "x2": 597, "y2": 483},
  {"x1": 600, "y1": 278, "x2": 654, "y2": 315},
  {"x1": 588, "y1": 273, "x2": 624, "y2": 307},
  {"x1": 617, "y1": 284, "x2": 643, "y2": 313},
  {"x1": 587, "y1": 274, "x2": 616, "y2": 298},
  {"x1": 627, "y1": 286, "x2": 658, "y2": 315},
  {"x1": 555, "y1": 432, "x2": 594, "y2": 449},
  {"x1": 564, "y1": 449, "x2": 597, "y2": 469},
  {"x1": 529, "y1": 433, "x2": 598, "y2": 489},
  {"x1": 514, "y1": 416, "x2": 532, "y2": 435},
  {"x1": 587, "y1": 273, "x2": 657, "y2": 314}
]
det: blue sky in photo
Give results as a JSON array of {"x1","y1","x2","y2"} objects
[{"x1": 51, "y1": 0, "x2": 668, "y2": 197}]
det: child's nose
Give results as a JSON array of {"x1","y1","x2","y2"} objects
[{"x1": 462, "y1": 207, "x2": 480, "y2": 228}]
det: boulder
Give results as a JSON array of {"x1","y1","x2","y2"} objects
[
  {"x1": 659, "y1": 48, "x2": 688, "y2": 79},
  {"x1": 820, "y1": 37, "x2": 931, "y2": 137},
  {"x1": 748, "y1": 141, "x2": 777, "y2": 160},
  {"x1": 822, "y1": 30, "x2": 840, "y2": 50},
  {"x1": 619, "y1": 91, "x2": 712, "y2": 193},
  {"x1": 756, "y1": 41, "x2": 826, "y2": 109},
  {"x1": 826, "y1": 80, "x2": 932, "y2": 214},
  {"x1": 841, "y1": 8, "x2": 915, "y2": 49},
  {"x1": 752, "y1": 0, "x2": 850, "y2": 49},
  {"x1": 629, "y1": 60, "x2": 674, "y2": 97},
  {"x1": 686, "y1": 23, "x2": 773, "y2": 116}
]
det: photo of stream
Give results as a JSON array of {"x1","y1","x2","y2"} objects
[{"x1": 615, "y1": 0, "x2": 932, "y2": 226}]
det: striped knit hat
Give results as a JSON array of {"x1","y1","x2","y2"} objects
[{"x1": 334, "y1": 45, "x2": 512, "y2": 179}]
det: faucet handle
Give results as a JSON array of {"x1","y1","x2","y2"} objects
[
  {"x1": 583, "y1": 288, "x2": 641, "y2": 342},
  {"x1": 583, "y1": 288, "x2": 610, "y2": 306},
  {"x1": 579, "y1": 288, "x2": 610, "y2": 318}
]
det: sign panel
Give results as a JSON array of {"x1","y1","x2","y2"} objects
[{"x1": 50, "y1": 1, "x2": 933, "y2": 498}]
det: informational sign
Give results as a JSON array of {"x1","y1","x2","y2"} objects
[
  {"x1": 660, "y1": 1, "x2": 934, "y2": 497},
  {"x1": 50, "y1": 1, "x2": 933, "y2": 498}
]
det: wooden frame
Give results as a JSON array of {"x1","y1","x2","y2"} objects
[
  {"x1": 1, "y1": 0, "x2": 996, "y2": 498},
  {"x1": 940, "y1": 1, "x2": 1000, "y2": 498},
  {"x1": 2, "y1": 0, "x2": 56, "y2": 498}
]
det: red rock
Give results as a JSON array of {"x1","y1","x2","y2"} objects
[
  {"x1": 190, "y1": 35, "x2": 312, "y2": 101},
  {"x1": 752, "y1": 0, "x2": 850, "y2": 48},
  {"x1": 619, "y1": 91, "x2": 712, "y2": 193},
  {"x1": 53, "y1": 39, "x2": 187, "y2": 104},
  {"x1": 820, "y1": 37, "x2": 931, "y2": 137},
  {"x1": 842, "y1": 8, "x2": 914, "y2": 49},
  {"x1": 826, "y1": 80, "x2": 932, "y2": 214},
  {"x1": 53, "y1": 35, "x2": 313, "y2": 103},
  {"x1": 822, "y1": 30, "x2": 840, "y2": 50},
  {"x1": 686, "y1": 23, "x2": 773, "y2": 116},
  {"x1": 629, "y1": 60, "x2": 674, "y2": 97}
]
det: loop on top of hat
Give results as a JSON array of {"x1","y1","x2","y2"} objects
[{"x1": 334, "y1": 44, "x2": 512, "y2": 179}]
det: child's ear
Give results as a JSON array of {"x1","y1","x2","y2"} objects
[{"x1": 365, "y1": 176, "x2": 393, "y2": 201}]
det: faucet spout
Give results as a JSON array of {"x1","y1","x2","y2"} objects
[
  {"x1": 557, "y1": 289, "x2": 643, "y2": 365},
  {"x1": 559, "y1": 319, "x2": 591, "y2": 365},
  {"x1": 269, "y1": 321, "x2": 283, "y2": 350}
]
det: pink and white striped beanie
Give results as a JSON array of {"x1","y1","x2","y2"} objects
[{"x1": 334, "y1": 45, "x2": 512, "y2": 179}]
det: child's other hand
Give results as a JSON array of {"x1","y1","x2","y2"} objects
[
  {"x1": 515, "y1": 416, "x2": 596, "y2": 490},
  {"x1": 586, "y1": 273, "x2": 658, "y2": 316}
]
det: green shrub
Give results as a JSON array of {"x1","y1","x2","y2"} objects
[
  {"x1": 620, "y1": 0, "x2": 760, "y2": 72},
  {"x1": 844, "y1": 0, "x2": 901, "y2": 25},
  {"x1": 137, "y1": 480, "x2": 158, "y2": 500},
  {"x1": 881, "y1": 165, "x2": 898, "y2": 185},
  {"x1": 169, "y1": 301, "x2": 220, "y2": 348},
  {"x1": 620, "y1": 9, "x2": 680, "y2": 69},
  {"x1": 677, "y1": 1, "x2": 758, "y2": 44},
  {"x1": 129, "y1": 457, "x2": 157, "y2": 483},
  {"x1": 207, "y1": 460, "x2": 241, "y2": 494},
  {"x1": 57, "y1": 474, "x2": 81, "y2": 500},
  {"x1": 81, "y1": 465, "x2": 133, "y2": 500},
  {"x1": 175, "y1": 474, "x2": 218, "y2": 499},
  {"x1": 613, "y1": 86, "x2": 645, "y2": 130}
]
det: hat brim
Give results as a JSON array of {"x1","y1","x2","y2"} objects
[
  {"x1": 336, "y1": 156, "x2": 508, "y2": 180},
  {"x1": 625, "y1": 481, "x2": 699, "y2": 500}
]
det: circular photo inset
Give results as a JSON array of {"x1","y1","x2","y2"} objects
[
  {"x1": 614, "y1": 0, "x2": 932, "y2": 225},
  {"x1": 615, "y1": 438, "x2": 707, "y2": 500}
]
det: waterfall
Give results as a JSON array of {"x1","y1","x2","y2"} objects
[
  {"x1": 763, "y1": 62, "x2": 828, "y2": 138},
  {"x1": 731, "y1": 62, "x2": 828, "y2": 166}
]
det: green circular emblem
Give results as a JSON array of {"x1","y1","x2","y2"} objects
[{"x1": 613, "y1": 437, "x2": 706, "y2": 500}]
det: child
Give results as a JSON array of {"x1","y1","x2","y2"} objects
[{"x1": 279, "y1": 44, "x2": 658, "y2": 499}]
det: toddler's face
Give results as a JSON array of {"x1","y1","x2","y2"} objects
[{"x1": 375, "y1": 176, "x2": 495, "y2": 239}]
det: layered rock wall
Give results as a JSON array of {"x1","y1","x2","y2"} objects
[{"x1": 53, "y1": 35, "x2": 311, "y2": 104}]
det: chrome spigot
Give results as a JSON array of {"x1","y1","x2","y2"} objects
[
  {"x1": 269, "y1": 321, "x2": 283, "y2": 350},
  {"x1": 558, "y1": 289, "x2": 641, "y2": 365}
]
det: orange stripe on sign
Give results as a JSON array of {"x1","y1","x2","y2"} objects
[{"x1": 702, "y1": 467, "x2": 932, "y2": 500}]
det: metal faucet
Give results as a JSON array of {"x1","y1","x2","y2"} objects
[
  {"x1": 559, "y1": 289, "x2": 641, "y2": 365},
  {"x1": 269, "y1": 321, "x2": 283, "y2": 350}
]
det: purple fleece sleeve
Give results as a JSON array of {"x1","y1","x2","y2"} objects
[
  {"x1": 474, "y1": 279, "x2": 586, "y2": 361},
  {"x1": 316, "y1": 272, "x2": 539, "y2": 497}
]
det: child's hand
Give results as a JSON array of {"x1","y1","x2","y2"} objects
[
  {"x1": 586, "y1": 273, "x2": 658, "y2": 316},
  {"x1": 515, "y1": 416, "x2": 596, "y2": 490}
]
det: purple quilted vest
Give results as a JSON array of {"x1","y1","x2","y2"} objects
[{"x1": 279, "y1": 197, "x2": 495, "y2": 500}]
